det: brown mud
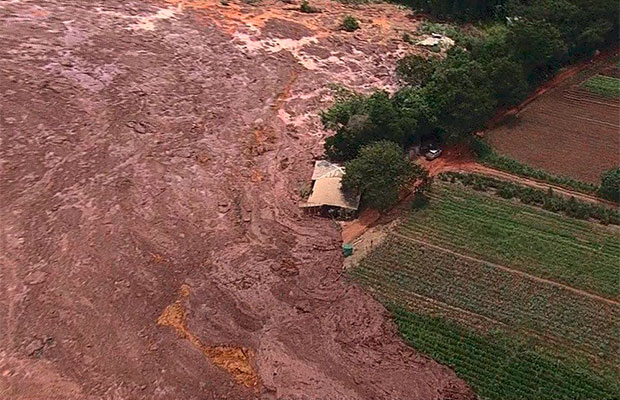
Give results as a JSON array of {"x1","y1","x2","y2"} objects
[{"x1": 0, "y1": 0, "x2": 473, "y2": 399}]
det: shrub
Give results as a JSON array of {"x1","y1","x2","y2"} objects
[
  {"x1": 396, "y1": 54, "x2": 438, "y2": 87},
  {"x1": 599, "y1": 167, "x2": 620, "y2": 202},
  {"x1": 496, "y1": 184, "x2": 516, "y2": 199},
  {"x1": 341, "y1": 15, "x2": 360, "y2": 32},
  {"x1": 411, "y1": 191, "x2": 429, "y2": 210},
  {"x1": 299, "y1": 0, "x2": 319, "y2": 13}
]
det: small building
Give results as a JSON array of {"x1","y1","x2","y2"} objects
[
  {"x1": 300, "y1": 160, "x2": 360, "y2": 217},
  {"x1": 417, "y1": 34, "x2": 455, "y2": 51}
]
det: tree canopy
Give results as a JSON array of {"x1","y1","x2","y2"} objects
[
  {"x1": 600, "y1": 168, "x2": 620, "y2": 202},
  {"x1": 342, "y1": 141, "x2": 424, "y2": 210}
]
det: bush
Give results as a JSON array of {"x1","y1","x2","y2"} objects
[
  {"x1": 299, "y1": 0, "x2": 319, "y2": 13},
  {"x1": 496, "y1": 184, "x2": 516, "y2": 199},
  {"x1": 396, "y1": 54, "x2": 438, "y2": 87},
  {"x1": 341, "y1": 15, "x2": 360, "y2": 32},
  {"x1": 599, "y1": 167, "x2": 620, "y2": 202},
  {"x1": 440, "y1": 172, "x2": 620, "y2": 225},
  {"x1": 411, "y1": 191, "x2": 429, "y2": 210}
]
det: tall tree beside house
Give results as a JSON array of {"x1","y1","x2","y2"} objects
[{"x1": 342, "y1": 141, "x2": 426, "y2": 210}]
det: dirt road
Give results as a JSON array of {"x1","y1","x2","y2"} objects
[
  {"x1": 0, "y1": 1, "x2": 472, "y2": 399},
  {"x1": 342, "y1": 145, "x2": 615, "y2": 244}
]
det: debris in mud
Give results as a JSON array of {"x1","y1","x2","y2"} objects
[
  {"x1": 157, "y1": 285, "x2": 259, "y2": 390},
  {"x1": 270, "y1": 259, "x2": 299, "y2": 278},
  {"x1": 218, "y1": 200, "x2": 231, "y2": 213},
  {"x1": 24, "y1": 270, "x2": 47, "y2": 285},
  {"x1": 126, "y1": 120, "x2": 148, "y2": 134},
  {"x1": 25, "y1": 339, "x2": 45, "y2": 357}
]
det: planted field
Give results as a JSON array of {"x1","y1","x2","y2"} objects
[
  {"x1": 487, "y1": 53, "x2": 620, "y2": 184},
  {"x1": 583, "y1": 74, "x2": 620, "y2": 98},
  {"x1": 398, "y1": 184, "x2": 620, "y2": 298},
  {"x1": 350, "y1": 237, "x2": 619, "y2": 365},
  {"x1": 348, "y1": 182, "x2": 620, "y2": 399},
  {"x1": 391, "y1": 307, "x2": 620, "y2": 400}
]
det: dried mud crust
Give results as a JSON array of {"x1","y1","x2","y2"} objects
[{"x1": 0, "y1": 1, "x2": 473, "y2": 400}]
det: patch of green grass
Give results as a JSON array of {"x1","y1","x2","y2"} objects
[
  {"x1": 389, "y1": 306, "x2": 620, "y2": 400},
  {"x1": 583, "y1": 74, "x2": 620, "y2": 99},
  {"x1": 398, "y1": 183, "x2": 620, "y2": 298}
]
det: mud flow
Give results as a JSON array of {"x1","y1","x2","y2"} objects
[{"x1": 0, "y1": 0, "x2": 473, "y2": 398}]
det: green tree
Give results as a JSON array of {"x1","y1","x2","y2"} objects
[
  {"x1": 507, "y1": 20, "x2": 566, "y2": 81},
  {"x1": 599, "y1": 168, "x2": 620, "y2": 202},
  {"x1": 342, "y1": 141, "x2": 422, "y2": 210},
  {"x1": 323, "y1": 91, "x2": 413, "y2": 160},
  {"x1": 396, "y1": 55, "x2": 439, "y2": 87},
  {"x1": 425, "y1": 51, "x2": 496, "y2": 140},
  {"x1": 393, "y1": 86, "x2": 439, "y2": 140},
  {"x1": 485, "y1": 56, "x2": 528, "y2": 107}
]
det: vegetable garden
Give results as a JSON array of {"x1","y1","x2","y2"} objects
[
  {"x1": 396, "y1": 183, "x2": 620, "y2": 298},
  {"x1": 348, "y1": 181, "x2": 620, "y2": 399},
  {"x1": 390, "y1": 307, "x2": 620, "y2": 400}
]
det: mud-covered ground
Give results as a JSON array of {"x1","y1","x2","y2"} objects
[{"x1": 0, "y1": 1, "x2": 474, "y2": 399}]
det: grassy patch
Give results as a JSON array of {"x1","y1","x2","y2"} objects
[
  {"x1": 583, "y1": 74, "x2": 620, "y2": 99},
  {"x1": 396, "y1": 183, "x2": 620, "y2": 298},
  {"x1": 389, "y1": 306, "x2": 620, "y2": 400}
]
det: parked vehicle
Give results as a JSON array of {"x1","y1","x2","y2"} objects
[{"x1": 424, "y1": 147, "x2": 442, "y2": 161}]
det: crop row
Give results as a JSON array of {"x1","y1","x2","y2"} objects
[
  {"x1": 389, "y1": 306, "x2": 620, "y2": 400},
  {"x1": 349, "y1": 264, "x2": 612, "y2": 367},
  {"x1": 352, "y1": 239, "x2": 619, "y2": 363},
  {"x1": 399, "y1": 183, "x2": 620, "y2": 298}
]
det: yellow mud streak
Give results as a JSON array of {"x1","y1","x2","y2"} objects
[{"x1": 157, "y1": 285, "x2": 259, "y2": 390}]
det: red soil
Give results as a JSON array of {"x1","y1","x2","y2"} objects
[{"x1": 486, "y1": 50, "x2": 620, "y2": 184}]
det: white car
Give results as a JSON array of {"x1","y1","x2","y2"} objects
[{"x1": 425, "y1": 148, "x2": 442, "y2": 161}]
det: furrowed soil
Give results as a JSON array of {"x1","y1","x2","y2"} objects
[
  {"x1": 0, "y1": 0, "x2": 473, "y2": 399},
  {"x1": 486, "y1": 51, "x2": 620, "y2": 184}
]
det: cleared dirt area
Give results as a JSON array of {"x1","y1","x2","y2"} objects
[
  {"x1": 0, "y1": 0, "x2": 473, "y2": 399},
  {"x1": 486, "y1": 51, "x2": 620, "y2": 184}
]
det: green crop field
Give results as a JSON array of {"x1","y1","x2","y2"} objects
[
  {"x1": 348, "y1": 182, "x2": 620, "y2": 399},
  {"x1": 583, "y1": 74, "x2": 620, "y2": 98},
  {"x1": 396, "y1": 184, "x2": 620, "y2": 298},
  {"x1": 350, "y1": 238, "x2": 619, "y2": 364},
  {"x1": 390, "y1": 307, "x2": 620, "y2": 400}
]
